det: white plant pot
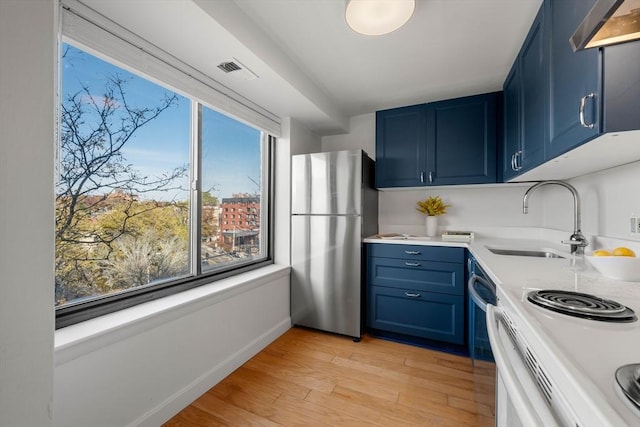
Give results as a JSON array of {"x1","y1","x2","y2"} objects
[{"x1": 425, "y1": 216, "x2": 438, "y2": 237}]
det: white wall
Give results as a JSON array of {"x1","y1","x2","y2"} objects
[
  {"x1": 377, "y1": 185, "x2": 541, "y2": 236},
  {"x1": 287, "y1": 117, "x2": 322, "y2": 155},
  {"x1": 55, "y1": 267, "x2": 290, "y2": 427},
  {"x1": 560, "y1": 161, "x2": 640, "y2": 240},
  {"x1": 0, "y1": 1, "x2": 56, "y2": 426},
  {"x1": 322, "y1": 113, "x2": 376, "y2": 157},
  {"x1": 320, "y1": 113, "x2": 640, "y2": 240}
]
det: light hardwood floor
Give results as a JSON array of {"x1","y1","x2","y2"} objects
[{"x1": 163, "y1": 327, "x2": 496, "y2": 426}]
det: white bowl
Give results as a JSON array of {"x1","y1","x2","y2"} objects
[{"x1": 585, "y1": 254, "x2": 640, "y2": 281}]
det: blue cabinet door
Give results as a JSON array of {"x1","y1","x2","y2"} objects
[
  {"x1": 502, "y1": 63, "x2": 521, "y2": 181},
  {"x1": 546, "y1": 0, "x2": 599, "y2": 158},
  {"x1": 426, "y1": 93, "x2": 498, "y2": 185},
  {"x1": 519, "y1": 5, "x2": 547, "y2": 173},
  {"x1": 602, "y1": 42, "x2": 640, "y2": 133},
  {"x1": 375, "y1": 104, "x2": 427, "y2": 188},
  {"x1": 368, "y1": 285, "x2": 464, "y2": 345},
  {"x1": 501, "y1": 5, "x2": 546, "y2": 181}
]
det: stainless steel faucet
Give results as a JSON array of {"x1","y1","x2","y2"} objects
[{"x1": 522, "y1": 180, "x2": 589, "y2": 255}]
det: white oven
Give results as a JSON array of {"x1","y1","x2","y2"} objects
[
  {"x1": 486, "y1": 284, "x2": 640, "y2": 427},
  {"x1": 487, "y1": 304, "x2": 578, "y2": 426}
]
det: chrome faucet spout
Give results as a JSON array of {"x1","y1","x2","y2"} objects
[{"x1": 522, "y1": 180, "x2": 588, "y2": 255}]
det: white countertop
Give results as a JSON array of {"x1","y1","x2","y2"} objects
[{"x1": 364, "y1": 230, "x2": 640, "y2": 426}]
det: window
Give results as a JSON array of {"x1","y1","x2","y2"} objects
[{"x1": 55, "y1": 42, "x2": 273, "y2": 327}]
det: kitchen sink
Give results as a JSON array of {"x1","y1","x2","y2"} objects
[{"x1": 487, "y1": 247, "x2": 566, "y2": 259}]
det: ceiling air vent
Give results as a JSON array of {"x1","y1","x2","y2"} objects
[
  {"x1": 217, "y1": 61, "x2": 242, "y2": 73},
  {"x1": 216, "y1": 58, "x2": 258, "y2": 81}
]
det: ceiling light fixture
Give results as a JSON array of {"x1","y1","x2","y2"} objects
[{"x1": 345, "y1": 0, "x2": 416, "y2": 36}]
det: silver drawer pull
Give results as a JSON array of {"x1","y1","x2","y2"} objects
[
  {"x1": 404, "y1": 250, "x2": 421, "y2": 255},
  {"x1": 405, "y1": 262, "x2": 421, "y2": 267},
  {"x1": 405, "y1": 292, "x2": 421, "y2": 298}
]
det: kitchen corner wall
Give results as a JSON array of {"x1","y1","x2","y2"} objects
[{"x1": 322, "y1": 113, "x2": 640, "y2": 241}]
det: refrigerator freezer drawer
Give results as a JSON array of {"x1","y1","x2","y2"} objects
[{"x1": 291, "y1": 214, "x2": 362, "y2": 338}]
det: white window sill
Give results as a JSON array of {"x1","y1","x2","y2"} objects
[{"x1": 54, "y1": 264, "x2": 290, "y2": 366}]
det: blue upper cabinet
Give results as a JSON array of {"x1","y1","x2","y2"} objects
[
  {"x1": 502, "y1": 5, "x2": 546, "y2": 180},
  {"x1": 519, "y1": 6, "x2": 547, "y2": 171},
  {"x1": 426, "y1": 92, "x2": 498, "y2": 185},
  {"x1": 546, "y1": 0, "x2": 599, "y2": 159},
  {"x1": 375, "y1": 104, "x2": 427, "y2": 188},
  {"x1": 503, "y1": 0, "x2": 640, "y2": 181},
  {"x1": 376, "y1": 93, "x2": 500, "y2": 188}
]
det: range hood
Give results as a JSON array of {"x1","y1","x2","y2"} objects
[{"x1": 570, "y1": 0, "x2": 640, "y2": 51}]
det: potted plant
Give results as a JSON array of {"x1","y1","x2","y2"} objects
[{"x1": 416, "y1": 196, "x2": 451, "y2": 237}]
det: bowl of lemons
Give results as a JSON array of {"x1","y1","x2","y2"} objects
[{"x1": 585, "y1": 247, "x2": 640, "y2": 281}]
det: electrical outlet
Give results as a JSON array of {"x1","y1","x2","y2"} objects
[{"x1": 631, "y1": 216, "x2": 640, "y2": 234}]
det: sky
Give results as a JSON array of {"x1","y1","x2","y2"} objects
[{"x1": 61, "y1": 43, "x2": 262, "y2": 202}]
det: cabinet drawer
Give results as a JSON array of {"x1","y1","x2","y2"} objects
[
  {"x1": 368, "y1": 257, "x2": 464, "y2": 295},
  {"x1": 368, "y1": 244, "x2": 464, "y2": 263},
  {"x1": 367, "y1": 285, "x2": 464, "y2": 345}
]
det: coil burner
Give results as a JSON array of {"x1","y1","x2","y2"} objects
[
  {"x1": 616, "y1": 364, "x2": 640, "y2": 410},
  {"x1": 527, "y1": 290, "x2": 637, "y2": 322}
]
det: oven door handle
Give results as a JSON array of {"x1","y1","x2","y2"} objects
[
  {"x1": 468, "y1": 274, "x2": 495, "y2": 312},
  {"x1": 486, "y1": 305, "x2": 548, "y2": 427}
]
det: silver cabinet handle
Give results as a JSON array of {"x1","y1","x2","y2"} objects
[
  {"x1": 511, "y1": 153, "x2": 516, "y2": 171},
  {"x1": 404, "y1": 262, "x2": 421, "y2": 267},
  {"x1": 428, "y1": 171, "x2": 433, "y2": 183},
  {"x1": 579, "y1": 92, "x2": 596, "y2": 129},
  {"x1": 404, "y1": 250, "x2": 421, "y2": 255},
  {"x1": 514, "y1": 150, "x2": 522, "y2": 171},
  {"x1": 420, "y1": 171, "x2": 426, "y2": 183},
  {"x1": 405, "y1": 292, "x2": 421, "y2": 298}
]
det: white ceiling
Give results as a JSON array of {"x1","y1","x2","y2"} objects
[{"x1": 80, "y1": 0, "x2": 543, "y2": 136}]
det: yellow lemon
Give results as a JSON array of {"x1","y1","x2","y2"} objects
[
  {"x1": 612, "y1": 247, "x2": 636, "y2": 257},
  {"x1": 592, "y1": 249, "x2": 612, "y2": 256}
]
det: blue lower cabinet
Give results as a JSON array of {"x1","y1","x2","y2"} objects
[
  {"x1": 365, "y1": 244, "x2": 466, "y2": 350},
  {"x1": 368, "y1": 285, "x2": 464, "y2": 345}
]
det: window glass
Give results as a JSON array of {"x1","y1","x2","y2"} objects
[
  {"x1": 56, "y1": 44, "x2": 191, "y2": 306},
  {"x1": 201, "y1": 106, "x2": 265, "y2": 272}
]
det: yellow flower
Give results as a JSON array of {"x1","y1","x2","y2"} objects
[{"x1": 416, "y1": 196, "x2": 451, "y2": 216}]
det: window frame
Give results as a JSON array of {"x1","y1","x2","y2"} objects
[
  {"x1": 55, "y1": 135, "x2": 275, "y2": 329},
  {"x1": 55, "y1": 5, "x2": 278, "y2": 329}
]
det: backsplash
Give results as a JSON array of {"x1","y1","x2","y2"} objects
[{"x1": 377, "y1": 184, "x2": 541, "y2": 235}]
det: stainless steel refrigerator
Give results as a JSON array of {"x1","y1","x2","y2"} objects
[{"x1": 290, "y1": 149, "x2": 378, "y2": 340}]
